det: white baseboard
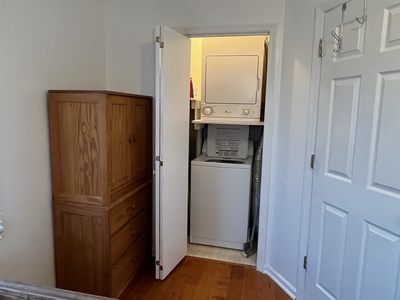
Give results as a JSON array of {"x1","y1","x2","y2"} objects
[{"x1": 264, "y1": 264, "x2": 297, "y2": 299}]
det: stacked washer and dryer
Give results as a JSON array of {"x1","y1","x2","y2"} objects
[
  {"x1": 189, "y1": 36, "x2": 267, "y2": 251},
  {"x1": 190, "y1": 124, "x2": 253, "y2": 250}
]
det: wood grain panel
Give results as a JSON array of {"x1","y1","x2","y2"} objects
[
  {"x1": 131, "y1": 98, "x2": 152, "y2": 180},
  {"x1": 111, "y1": 233, "x2": 150, "y2": 298},
  {"x1": 110, "y1": 208, "x2": 150, "y2": 264},
  {"x1": 108, "y1": 95, "x2": 132, "y2": 191},
  {"x1": 109, "y1": 183, "x2": 151, "y2": 235},
  {"x1": 57, "y1": 102, "x2": 101, "y2": 194},
  {"x1": 110, "y1": 175, "x2": 151, "y2": 206},
  {"x1": 48, "y1": 92, "x2": 108, "y2": 206},
  {"x1": 54, "y1": 203, "x2": 109, "y2": 296}
]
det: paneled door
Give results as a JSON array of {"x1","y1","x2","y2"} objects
[
  {"x1": 306, "y1": 1, "x2": 400, "y2": 299},
  {"x1": 154, "y1": 26, "x2": 191, "y2": 280}
]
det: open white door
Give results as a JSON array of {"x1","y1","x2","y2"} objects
[
  {"x1": 306, "y1": 1, "x2": 400, "y2": 299},
  {"x1": 154, "y1": 26, "x2": 191, "y2": 280}
]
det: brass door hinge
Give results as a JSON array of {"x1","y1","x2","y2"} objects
[
  {"x1": 303, "y1": 255, "x2": 308, "y2": 270},
  {"x1": 318, "y1": 39, "x2": 323, "y2": 57},
  {"x1": 156, "y1": 260, "x2": 163, "y2": 271},
  {"x1": 156, "y1": 36, "x2": 164, "y2": 48},
  {"x1": 156, "y1": 156, "x2": 164, "y2": 166}
]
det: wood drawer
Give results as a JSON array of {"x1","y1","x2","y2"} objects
[
  {"x1": 110, "y1": 208, "x2": 150, "y2": 264},
  {"x1": 109, "y1": 184, "x2": 150, "y2": 236},
  {"x1": 111, "y1": 233, "x2": 150, "y2": 297}
]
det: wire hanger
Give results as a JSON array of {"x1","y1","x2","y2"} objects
[{"x1": 331, "y1": 3, "x2": 347, "y2": 53}]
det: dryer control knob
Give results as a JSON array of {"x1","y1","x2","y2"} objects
[
  {"x1": 203, "y1": 107, "x2": 213, "y2": 116},
  {"x1": 243, "y1": 109, "x2": 250, "y2": 116}
]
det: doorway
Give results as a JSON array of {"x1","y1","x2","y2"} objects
[
  {"x1": 155, "y1": 24, "x2": 283, "y2": 282},
  {"x1": 187, "y1": 35, "x2": 268, "y2": 267}
]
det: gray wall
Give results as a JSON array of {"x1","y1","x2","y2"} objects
[
  {"x1": 266, "y1": 0, "x2": 327, "y2": 296},
  {"x1": 0, "y1": 0, "x2": 106, "y2": 285}
]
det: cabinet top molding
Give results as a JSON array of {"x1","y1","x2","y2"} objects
[{"x1": 48, "y1": 90, "x2": 152, "y2": 100}]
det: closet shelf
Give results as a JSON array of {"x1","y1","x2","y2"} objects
[{"x1": 192, "y1": 119, "x2": 264, "y2": 126}]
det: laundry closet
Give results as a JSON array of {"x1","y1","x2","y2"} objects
[
  {"x1": 46, "y1": 29, "x2": 270, "y2": 297},
  {"x1": 186, "y1": 35, "x2": 268, "y2": 266},
  {"x1": 47, "y1": 81, "x2": 264, "y2": 298}
]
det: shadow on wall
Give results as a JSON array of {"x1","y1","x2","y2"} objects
[{"x1": 142, "y1": 41, "x2": 157, "y2": 97}]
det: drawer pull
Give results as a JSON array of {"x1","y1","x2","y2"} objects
[{"x1": 126, "y1": 204, "x2": 137, "y2": 214}]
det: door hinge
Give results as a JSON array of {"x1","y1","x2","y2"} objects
[
  {"x1": 303, "y1": 255, "x2": 308, "y2": 270},
  {"x1": 310, "y1": 154, "x2": 315, "y2": 169},
  {"x1": 156, "y1": 260, "x2": 163, "y2": 271},
  {"x1": 318, "y1": 39, "x2": 323, "y2": 57},
  {"x1": 156, "y1": 36, "x2": 164, "y2": 48},
  {"x1": 156, "y1": 156, "x2": 164, "y2": 166}
]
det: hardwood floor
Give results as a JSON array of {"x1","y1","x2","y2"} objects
[{"x1": 120, "y1": 256, "x2": 292, "y2": 300}]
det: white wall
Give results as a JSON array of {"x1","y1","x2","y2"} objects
[
  {"x1": 190, "y1": 38, "x2": 203, "y2": 100},
  {"x1": 264, "y1": 0, "x2": 327, "y2": 297},
  {"x1": 0, "y1": 0, "x2": 106, "y2": 286},
  {"x1": 105, "y1": 0, "x2": 285, "y2": 95}
]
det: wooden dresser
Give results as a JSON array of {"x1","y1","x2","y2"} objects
[{"x1": 48, "y1": 91, "x2": 152, "y2": 298}]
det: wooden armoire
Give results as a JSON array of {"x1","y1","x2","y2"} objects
[{"x1": 48, "y1": 90, "x2": 152, "y2": 298}]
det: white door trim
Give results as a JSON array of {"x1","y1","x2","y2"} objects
[
  {"x1": 171, "y1": 22, "x2": 285, "y2": 291},
  {"x1": 172, "y1": 23, "x2": 273, "y2": 37},
  {"x1": 298, "y1": 0, "x2": 355, "y2": 299}
]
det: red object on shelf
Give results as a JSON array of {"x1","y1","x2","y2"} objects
[{"x1": 190, "y1": 77, "x2": 194, "y2": 98}]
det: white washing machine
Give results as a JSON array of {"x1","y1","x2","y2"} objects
[{"x1": 190, "y1": 154, "x2": 253, "y2": 250}]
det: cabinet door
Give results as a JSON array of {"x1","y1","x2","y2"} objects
[
  {"x1": 48, "y1": 92, "x2": 108, "y2": 206},
  {"x1": 131, "y1": 98, "x2": 152, "y2": 180},
  {"x1": 54, "y1": 203, "x2": 109, "y2": 296},
  {"x1": 108, "y1": 95, "x2": 132, "y2": 191}
]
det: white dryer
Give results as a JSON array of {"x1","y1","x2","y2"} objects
[{"x1": 190, "y1": 154, "x2": 253, "y2": 250}]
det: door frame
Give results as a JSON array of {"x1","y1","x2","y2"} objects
[
  {"x1": 298, "y1": 0, "x2": 354, "y2": 299},
  {"x1": 174, "y1": 22, "x2": 284, "y2": 284}
]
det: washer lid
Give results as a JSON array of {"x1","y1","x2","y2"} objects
[{"x1": 191, "y1": 154, "x2": 253, "y2": 169}]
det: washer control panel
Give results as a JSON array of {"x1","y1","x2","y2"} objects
[{"x1": 201, "y1": 105, "x2": 260, "y2": 120}]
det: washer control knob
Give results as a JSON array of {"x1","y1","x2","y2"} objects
[
  {"x1": 203, "y1": 107, "x2": 213, "y2": 116},
  {"x1": 243, "y1": 109, "x2": 250, "y2": 116}
]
